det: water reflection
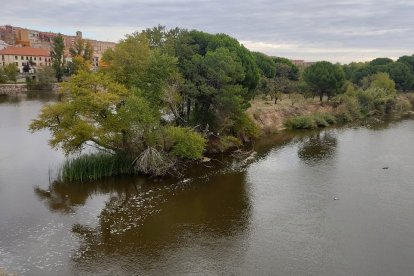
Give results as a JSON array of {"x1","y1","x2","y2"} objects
[
  {"x1": 34, "y1": 172, "x2": 251, "y2": 273},
  {"x1": 0, "y1": 91, "x2": 59, "y2": 104},
  {"x1": 297, "y1": 130, "x2": 337, "y2": 165}
]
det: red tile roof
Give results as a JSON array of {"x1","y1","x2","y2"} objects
[{"x1": 0, "y1": 47, "x2": 50, "y2": 57}]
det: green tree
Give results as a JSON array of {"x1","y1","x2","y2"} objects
[
  {"x1": 0, "y1": 67, "x2": 7, "y2": 83},
  {"x1": 30, "y1": 71, "x2": 143, "y2": 154},
  {"x1": 273, "y1": 57, "x2": 299, "y2": 81},
  {"x1": 252, "y1": 52, "x2": 276, "y2": 78},
  {"x1": 303, "y1": 61, "x2": 345, "y2": 101},
  {"x1": 4, "y1": 63, "x2": 18, "y2": 83},
  {"x1": 102, "y1": 33, "x2": 151, "y2": 88},
  {"x1": 69, "y1": 37, "x2": 93, "y2": 62},
  {"x1": 361, "y1": 72, "x2": 396, "y2": 92},
  {"x1": 29, "y1": 70, "x2": 206, "y2": 171},
  {"x1": 385, "y1": 62, "x2": 414, "y2": 91},
  {"x1": 397, "y1": 55, "x2": 414, "y2": 71},
  {"x1": 51, "y1": 34, "x2": 65, "y2": 82},
  {"x1": 370, "y1": 57, "x2": 393, "y2": 67}
]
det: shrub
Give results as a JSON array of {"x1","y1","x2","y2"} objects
[
  {"x1": 232, "y1": 113, "x2": 259, "y2": 140},
  {"x1": 406, "y1": 93, "x2": 414, "y2": 107},
  {"x1": 394, "y1": 96, "x2": 412, "y2": 113},
  {"x1": 165, "y1": 126, "x2": 206, "y2": 160},
  {"x1": 285, "y1": 115, "x2": 317, "y2": 129},
  {"x1": 357, "y1": 87, "x2": 395, "y2": 115},
  {"x1": 134, "y1": 147, "x2": 175, "y2": 176},
  {"x1": 219, "y1": 135, "x2": 242, "y2": 152}
]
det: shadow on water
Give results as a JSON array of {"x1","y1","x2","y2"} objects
[{"x1": 34, "y1": 165, "x2": 251, "y2": 272}]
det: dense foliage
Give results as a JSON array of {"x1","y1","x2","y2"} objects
[
  {"x1": 303, "y1": 61, "x2": 345, "y2": 101},
  {"x1": 32, "y1": 25, "x2": 414, "y2": 179},
  {"x1": 50, "y1": 34, "x2": 65, "y2": 82}
]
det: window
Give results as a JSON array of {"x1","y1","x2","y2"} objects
[
  {"x1": 34, "y1": 57, "x2": 36, "y2": 61},
  {"x1": 15, "y1": 56, "x2": 18, "y2": 60},
  {"x1": 30, "y1": 57, "x2": 32, "y2": 61},
  {"x1": 39, "y1": 57, "x2": 42, "y2": 61},
  {"x1": 26, "y1": 57, "x2": 28, "y2": 60},
  {"x1": 21, "y1": 56, "x2": 23, "y2": 60},
  {"x1": 15, "y1": 62, "x2": 18, "y2": 66}
]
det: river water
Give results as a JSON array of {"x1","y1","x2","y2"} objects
[{"x1": 1, "y1": 94, "x2": 414, "y2": 275}]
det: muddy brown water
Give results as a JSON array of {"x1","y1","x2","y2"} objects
[{"x1": 1, "y1": 93, "x2": 414, "y2": 275}]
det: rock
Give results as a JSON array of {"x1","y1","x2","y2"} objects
[
  {"x1": 202, "y1": 157, "x2": 211, "y2": 162},
  {"x1": 382, "y1": 167, "x2": 389, "y2": 170}
]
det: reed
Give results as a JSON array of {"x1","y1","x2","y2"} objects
[{"x1": 58, "y1": 153, "x2": 134, "y2": 182}]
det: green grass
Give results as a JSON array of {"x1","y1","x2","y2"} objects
[{"x1": 58, "y1": 153, "x2": 135, "y2": 182}]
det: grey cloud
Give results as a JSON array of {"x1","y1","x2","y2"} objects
[{"x1": 2, "y1": 0, "x2": 414, "y2": 62}]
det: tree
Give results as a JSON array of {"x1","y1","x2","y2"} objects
[
  {"x1": 385, "y1": 62, "x2": 414, "y2": 91},
  {"x1": 30, "y1": 70, "x2": 206, "y2": 171},
  {"x1": 102, "y1": 33, "x2": 151, "y2": 88},
  {"x1": 69, "y1": 37, "x2": 93, "y2": 62},
  {"x1": 66, "y1": 56, "x2": 91, "y2": 75},
  {"x1": 303, "y1": 61, "x2": 345, "y2": 101},
  {"x1": 361, "y1": 72, "x2": 396, "y2": 92},
  {"x1": 4, "y1": 63, "x2": 18, "y2": 83},
  {"x1": 0, "y1": 67, "x2": 7, "y2": 83},
  {"x1": 51, "y1": 34, "x2": 65, "y2": 82},
  {"x1": 370, "y1": 57, "x2": 393, "y2": 67},
  {"x1": 252, "y1": 52, "x2": 276, "y2": 79},
  {"x1": 27, "y1": 66, "x2": 55, "y2": 90},
  {"x1": 273, "y1": 57, "x2": 299, "y2": 81},
  {"x1": 397, "y1": 55, "x2": 414, "y2": 72}
]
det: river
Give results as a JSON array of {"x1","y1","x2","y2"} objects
[{"x1": 1, "y1": 93, "x2": 414, "y2": 275}]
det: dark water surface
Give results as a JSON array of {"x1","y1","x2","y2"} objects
[{"x1": 1, "y1": 94, "x2": 414, "y2": 275}]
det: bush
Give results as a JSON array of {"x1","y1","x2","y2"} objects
[
  {"x1": 219, "y1": 135, "x2": 242, "y2": 152},
  {"x1": 394, "y1": 96, "x2": 412, "y2": 113},
  {"x1": 285, "y1": 115, "x2": 317, "y2": 129},
  {"x1": 332, "y1": 94, "x2": 362, "y2": 122},
  {"x1": 232, "y1": 113, "x2": 259, "y2": 140},
  {"x1": 406, "y1": 93, "x2": 414, "y2": 107},
  {"x1": 134, "y1": 147, "x2": 175, "y2": 176},
  {"x1": 357, "y1": 87, "x2": 395, "y2": 115},
  {"x1": 165, "y1": 126, "x2": 206, "y2": 160}
]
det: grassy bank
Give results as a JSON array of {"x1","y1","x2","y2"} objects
[{"x1": 248, "y1": 91, "x2": 414, "y2": 131}]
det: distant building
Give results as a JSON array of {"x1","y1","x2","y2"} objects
[
  {"x1": 0, "y1": 40, "x2": 8, "y2": 50},
  {"x1": 290, "y1": 59, "x2": 315, "y2": 67},
  {"x1": 1, "y1": 25, "x2": 117, "y2": 70},
  {"x1": 0, "y1": 47, "x2": 51, "y2": 73}
]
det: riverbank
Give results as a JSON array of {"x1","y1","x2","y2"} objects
[
  {"x1": 0, "y1": 83, "x2": 60, "y2": 96},
  {"x1": 247, "y1": 92, "x2": 414, "y2": 133},
  {"x1": 0, "y1": 84, "x2": 28, "y2": 96},
  {"x1": 247, "y1": 94, "x2": 333, "y2": 133}
]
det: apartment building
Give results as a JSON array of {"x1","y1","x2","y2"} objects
[
  {"x1": 0, "y1": 47, "x2": 51, "y2": 73},
  {"x1": 1, "y1": 25, "x2": 117, "y2": 69}
]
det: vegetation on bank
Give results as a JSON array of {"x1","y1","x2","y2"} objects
[
  {"x1": 282, "y1": 73, "x2": 413, "y2": 130},
  {"x1": 58, "y1": 153, "x2": 135, "y2": 182},
  {"x1": 29, "y1": 25, "x2": 414, "y2": 181}
]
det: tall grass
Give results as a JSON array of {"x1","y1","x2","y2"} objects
[{"x1": 58, "y1": 153, "x2": 135, "y2": 182}]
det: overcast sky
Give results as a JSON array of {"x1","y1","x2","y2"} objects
[{"x1": 2, "y1": 0, "x2": 414, "y2": 63}]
